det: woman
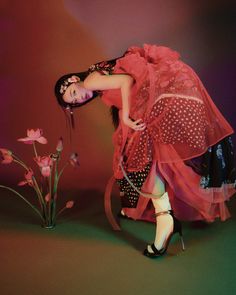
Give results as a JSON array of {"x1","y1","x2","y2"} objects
[{"x1": 55, "y1": 44, "x2": 236, "y2": 258}]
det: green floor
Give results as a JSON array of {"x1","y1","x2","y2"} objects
[{"x1": 1, "y1": 188, "x2": 236, "y2": 295}]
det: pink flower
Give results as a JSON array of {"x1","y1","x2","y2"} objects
[
  {"x1": 18, "y1": 169, "x2": 34, "y2": 186},
  {"x1": 0, "y1": 148, "x2": 13, "y2": 164},
  {"x1": 18, "y1": 129, "x2": 47, "y2": 144},
  {"x1": 69, "y1": 153, "x2": 80, "y2": 167},
  {"x1": 34, "y1": 156, "x2": 53, "y2": 177},
  {"x1": 68, "y1": 76, "x2": 80, "y2": 83},
  {"x1": 45, "y1": 193, "x2": 51, "y2": 202},
  {"x1": 56, "y1": 137, "x2": 63, "y2": 152},
  {"x1": 66, "y1": 201, "x2": 74, "y2": 209}
]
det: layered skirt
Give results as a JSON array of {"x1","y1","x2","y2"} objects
[{"x1": 102, "y1": 44, "x2": 236, "y2": 223}]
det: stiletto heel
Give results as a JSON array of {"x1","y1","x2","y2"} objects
[
  {"x1": 180, "y1": 234, "x2": 185, "y2": 251},
  {"x1": 143, "y1": 210, "x2": 185, "y2": 258},
  {"x1": 170, "y1": 210, "x2": 185, "y2": 251}
]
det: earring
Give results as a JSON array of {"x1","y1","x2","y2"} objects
[{"x1": 66, "y1": 105, "x2": 73, "y2": 115}]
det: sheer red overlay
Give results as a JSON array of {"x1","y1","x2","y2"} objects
[{"x1": 102, "y1": 44, "x2": 235, "y2": 222}]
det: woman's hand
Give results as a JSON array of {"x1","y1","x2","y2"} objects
[{"x1": 123, "y1": 117, "x2": 146, "y2": 131}]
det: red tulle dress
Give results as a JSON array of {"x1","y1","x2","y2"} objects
[{"x1": 99, "y1": 44, "x2": 235, "y2": 223}]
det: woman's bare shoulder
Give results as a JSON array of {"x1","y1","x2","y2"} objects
[{"x1": 84, "y1": 72, "x2": 134, "y2": 91}]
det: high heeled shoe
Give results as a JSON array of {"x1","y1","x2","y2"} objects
[
  {"x1": 117, "y1": 210, "x2": 132, "y2": 220},
  {"x1": 143, "y1": 210, "x2": 185, "y2": 258}
]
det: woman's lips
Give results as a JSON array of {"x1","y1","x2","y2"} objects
[
  {"x1": 79, "y1": 91, "x2": 93, "y2": 102},
  {"x1": 85, "y1": 93, "x2": 93, "y2": 100}
]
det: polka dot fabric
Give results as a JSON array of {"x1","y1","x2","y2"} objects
[
  {"x1": 101, "y1": 45, "x2": 235, "y2": 221},
  {"x1": 117, "y1": 163, "x2": 151, "y2": 208},
  {"x1": 111, "y1": 45, "x2": 233, "y2": 177},
  {"x1": 149, "y1": 97, "x2": 207, "y2": 148}
]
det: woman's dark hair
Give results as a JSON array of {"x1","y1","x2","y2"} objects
[
  {"x1": 54, "y1": 71, "x2": 99, "y2": 131},
  {"x1": 54, "y1": 57, "x2": 122, "y2": 130},
  {"x1": 110, "y1": 106, "x2": 119, "y2": 129},
  {"x1": 54, "y1": 71, "x2": 99, "y2": 109}
]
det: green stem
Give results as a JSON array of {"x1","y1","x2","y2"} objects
[
  {"x1": 53, "y1": 156, "x2": 59, "y2": 195},
  {"x1": 33, "y1": 142, "x2": 38, "y2": 158},
  {"x1": 57, "y1": 162, "x2": 69, "y2": 183},
  {"x1": 55, "y1": 206, "x2": 67, "y2": 218},
  {"x1": 48, "y1": 169, "x2": 53, "y2": 224},
  {"x1": 52, "y1": 157, "x2": 59, "y2": 221},
  {"x1": 32, "y1": 176, "x2": 46, "y2": 219},
  {"x1": 0, "y1": 185, "x2": 44, "y2": 222},
  {"x1": 12, "y1": 159, "x2": 43, "y2": 211},
  {"x1": 13, "y1": 159, "x2": 29, "y2": 171},
  {"x1": 12, "y1": 155, "x2": 44, "y2": 212},
  {"x1": 13, "y1": 154, "x2": 29, "y2": 167},
  {"x1": 32, "y1": 182, "x2": 43, "y2": 212},
  {"x1": 52, "y1": 157, "x2": 69, "y2": 221}
]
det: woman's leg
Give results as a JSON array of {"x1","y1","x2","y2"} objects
[{"x1": 146, "y1": 174, "x2": 174, "y2": 253}]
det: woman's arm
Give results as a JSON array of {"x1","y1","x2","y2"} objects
[{"x1": 84, "y1": 72, "x2": 146, "y2": 131}]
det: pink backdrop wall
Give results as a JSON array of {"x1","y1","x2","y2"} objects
[{"x1": 0, "y1": 0, "x2": 235, "y2": 191}]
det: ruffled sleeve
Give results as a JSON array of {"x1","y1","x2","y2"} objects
[
  {"x1": 100, "y1": 44, "x2": 181, "y2": 108},
  {"x1": 143, "y1": 44, "x2": 180, "y2": 63},
  {"x1": 101, "y1": 47, "x2": 147, "y2": 108},
  {"x1": 113, "y1": 49, "x2": 148, "y2": 83}
]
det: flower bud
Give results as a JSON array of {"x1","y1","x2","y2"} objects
[
  {"x1": 66, "y1": 200, "x2": 74, "y2": 209},
  {"x1": 56, "y1": 137, "x2": 63, "y2": 152}
]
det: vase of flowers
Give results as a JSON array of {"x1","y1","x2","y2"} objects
[{"x1": 0, "y1": 129, "x2": 79, "y2": 228}]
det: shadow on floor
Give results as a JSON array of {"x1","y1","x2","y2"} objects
[{"x1": 1, "y1": 187, "x2": 235, "y2": 252}]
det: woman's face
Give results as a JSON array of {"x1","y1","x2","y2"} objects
[{"x1": 63, "y1": 82, "x2": 93, "y2": 105}]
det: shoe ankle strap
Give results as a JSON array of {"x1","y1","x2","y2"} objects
[{"x1": 155, "y1": 210, "x2": 173, "y2": 217}]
